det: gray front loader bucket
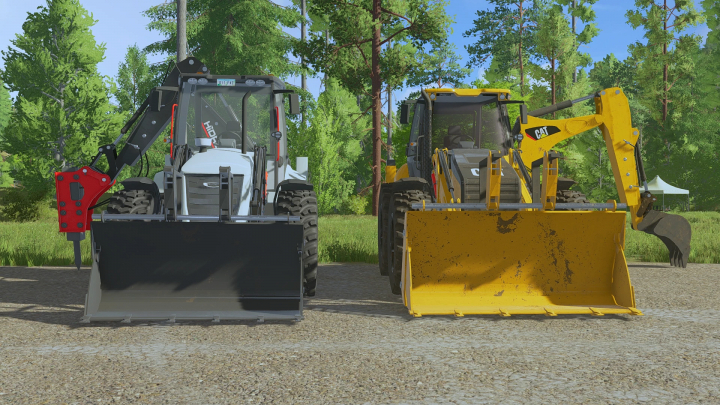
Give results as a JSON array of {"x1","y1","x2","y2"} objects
[{"x1": 83, "y1": 222, "x2": 303, "y2": 322}]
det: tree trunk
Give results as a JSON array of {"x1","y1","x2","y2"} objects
[
  {"x1": 662, "y1": 0, "x2": 668, "y2": 122},
  {"x1": 301, "y1": 0, "x2": 307, "y2": 127},
  {"x1": 518, "y1": 0, "x2": 525, "y2": 97},
  {"x1": 551, "y1": 56, "x2": 556, "y2": 118},
  {"x1": 176, "y1": 0, "x2": 187, "y2": 62},
  {"x1": 371, "y1": 0, "x2": 382, "y2": 216},
  {"x1": 387, "y1": 83, "x2": 392, "y2": 161},
  {"x1": 324, "y1": 30, "x2": 329, "y2": 84},
  {"x1": 572, "y1": 0, "x2": 577, "y2": 83}
]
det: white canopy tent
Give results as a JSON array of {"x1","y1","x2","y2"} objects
[{"x1": 646, "y1": 175, "x2": 690, "y2": 211}]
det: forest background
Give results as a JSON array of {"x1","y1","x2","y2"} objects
[{"x1": 0, "y1": 0, "x2": 718, "y2": 220}]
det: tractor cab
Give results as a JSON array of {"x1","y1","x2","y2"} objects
[{"x1": 400, "y1": 88, "x2": 515, "y2": 179}]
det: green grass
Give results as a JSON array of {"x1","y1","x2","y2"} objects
[
  {"x1": 318, "y1": 215, "x2": 378, "y2": 263},
  {"x1": 0, "y1": 211, "x2": 718, "y2": 267}
]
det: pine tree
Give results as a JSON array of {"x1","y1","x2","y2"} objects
[
  {"x1": 296, "y1": 0, "x2": 451, "y2": 215},
  {"x1": 464, "y1": 0, "x2": 544, "y2": 97},
  {"x1": 626, "y1": 0, "x2": 703, "y2": 124},
  {"x1": 114, "y1": 45, "x2": 156, "y2": 116},
  {"x1": 143, "y1": 0, "x2": 303, "y2": 78},
  {"x1": 0, "y1": 0, "x2": 122, "y2": 194},
  {"x1": 534, "y1": 5, "x2": 576, "y2": 110},
  {"x1": 405, "y1": 41, "x2": 472, "y2": 89}
]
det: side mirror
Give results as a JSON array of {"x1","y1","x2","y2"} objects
[
  {"x1": 520, "y1": 104, "x2": 528, "y2": 125},
  {"x1": 400, "y1": 103, "x2": 410, "y2": 125},
  {"x1": 289, "y1": 93, "x2": 300, "y2": 115},
  {"x1": 271, "y1": 131, "x2": 282, "y2": 140}
]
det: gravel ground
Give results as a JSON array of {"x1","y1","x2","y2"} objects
[{"x1": 1, "y1": 262, "x2": 719, "y2": 404}]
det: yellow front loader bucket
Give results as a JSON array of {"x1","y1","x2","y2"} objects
[{"x1": 401, "y1": 210, "x2": 642, "y2": 317}]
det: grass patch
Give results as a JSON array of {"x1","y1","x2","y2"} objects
[
  {"x1": 318, "y1": 215, "x2": 377, "y2": 263},
  {"x1": 1, "y1": 212, "x2": 718, "y2": 267}
]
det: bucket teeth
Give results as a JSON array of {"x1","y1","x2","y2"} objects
[
  {"x1": 454, "y1": 310, "x2": 464, "y2": 317},
  {"x1": 544, "y1": 308, "x2": 557, "y2": 317},
  {"x1": 589, "y1": 307, "x2": 605, "y2": 316},
  {"x1": 499, "y1": 309, "x2": 511, "y2": 317}
]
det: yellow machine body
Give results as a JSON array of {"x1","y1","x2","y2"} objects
[{"x1": 401, "y1": 210, "x2": 639, "y2": 317}]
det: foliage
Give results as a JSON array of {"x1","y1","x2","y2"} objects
[
  {"x1": 0, "y1": 81, "x2": 12, "y2": 187},
  {"x1": 533, "y1": 5, "x2": 578, "y2": 106},
  {"x1": 112, "y1": 45, "x2": 168, "y2": 187},
  {"x1": 299, "y1": 0, "x2": 452, "y2": 94},
  {"x1": 0, "y1": 187, "x2": 47, "y2": 222},
  {"x1": 626, "y1": 0, "x2": 704, "y2": 125},
  {"x1": 113, "y1": 45, "x2": 156, "y2": 114},
  {"x1": 0, "y1": 79, "x2": 10, "y2": 137},
  {"x1": 464, "y1": 0, "x2": 544, "y2": 96},
  {"x1": 288, "y1": 80, "x2": 366, "y2": 214},
  {"x1": 406, "y1": 41, "x2": 472, "y2": 88},
  {"x1": 143, "y1": 0, "x2": 302, "y2": 78},
  {"x1": 0, "y1": 0, "x2": 122, "y2": 195}
]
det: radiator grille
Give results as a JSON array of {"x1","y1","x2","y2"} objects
[{"x1": 185, "y1": 174, "x2": 244, "y2": 216}]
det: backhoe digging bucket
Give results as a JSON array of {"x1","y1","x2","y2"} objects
[
  {"x1": 84, "y1": 222, "x2": 303, "y2": 322},
  {"x1": 401, "y1": 210, "x2": 642, "y2": 317},
  {"x1": 636, "y1": 210, "x2": 691, "y2": 268}
]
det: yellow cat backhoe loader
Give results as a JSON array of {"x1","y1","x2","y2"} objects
[{"x1": 379, "y1": 87, "x2": 691, "y2": 317}]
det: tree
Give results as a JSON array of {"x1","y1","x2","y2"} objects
[
  {"x1": 556, "y1": 0, "x2": 599, "y2": 83},
  {"x1": 298, "y1": 0, "x2": 451, "y2": 215},
  {"x1": 288, "y1": 79, "x2": 366, "y2": 213},
  {"x1": 626, "y1": 0, "x2": 703, "y2": 124},
  {"x1": 464, "y1": 0, "x2": 543, "y2": 96},
  {"x1": 114, "y1": 45, "x2": 156, "y2": 115},
  {"x1": 143, "y1": 0, "x2": 303, "y2": 78},
  {"x1": 534, "y1": 5, "x2": 576, "y2": 109},
  {"x1": 0, "y1": 0, "x2": 122, "y2": 194},
  {"x1": 406, "y1": 41, "x2": 472, "y2": 88}
]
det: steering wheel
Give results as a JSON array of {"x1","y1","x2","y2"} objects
[{"x1": 445, "y1": 133, "x2": 474, "y2": 148}]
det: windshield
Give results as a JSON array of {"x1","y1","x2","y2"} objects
[
  {"x1": 430, "y1": 100, "x2": 511, "y2": 152},
  {"x1": 178, "y1": 84, "x2": 275, "y2": 151}
]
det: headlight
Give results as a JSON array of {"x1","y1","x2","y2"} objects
[{"x1": 245, "y1": 79, "x2": 256, "y2": 86}]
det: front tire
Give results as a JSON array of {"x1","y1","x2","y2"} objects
[
  {"x1": 389, "y1": 189, "x2": 432, "y2": 295},
  {"x1": 275, "y1": 189, "x2": 319, "y2": 297},
  {"x1": 106, "y1": 189, "x2": 159, "y2": 215}
]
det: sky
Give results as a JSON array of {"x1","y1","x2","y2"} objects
[{"x1": 0, "y1": 0, "x2": 710, "y2": 103}]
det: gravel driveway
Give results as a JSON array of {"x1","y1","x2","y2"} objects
[{"x1": 1, "y1": 262, "x2": 719, "y2": 404}]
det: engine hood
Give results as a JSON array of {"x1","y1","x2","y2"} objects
[{"x1": 181, "y1": 148, "x2": 254, "y2": 174}]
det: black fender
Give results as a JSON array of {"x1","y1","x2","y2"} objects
[
  {"x1": 383, "y1": 177, "x2": 434, "y2": 199},
  {"x1": 277, "y1": 179, "x2": 314, "y2": 192}
]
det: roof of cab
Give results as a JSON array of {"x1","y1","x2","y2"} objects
[{"x1": 424, "y1": 88, "x2": 512, "y2": 97}]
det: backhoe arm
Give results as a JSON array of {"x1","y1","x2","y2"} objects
[
  {"x1": 517, "y1": 88, "x2": 691, "y2": 267},
  {"x1": 53, "y1": 57, "x2": 210, "y2": 269},
  {"x1": 519, "y1": 88, "x2": 645, "y2": 227}
]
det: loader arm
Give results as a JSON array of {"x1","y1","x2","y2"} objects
[{"x1": 517, "y1": 88, "x2": 691, "y2": 267}]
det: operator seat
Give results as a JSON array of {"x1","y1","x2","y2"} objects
[{"x1": 444, "y1": 126, "x2": 464, "y2": 149}]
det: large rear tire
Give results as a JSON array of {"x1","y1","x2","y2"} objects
[
  {"x1": 275, "y1": 189, "x2": 319, "y2": 297},
  {"x1": 389, "y1": 189, "x2": 432, "y2": 295}
]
